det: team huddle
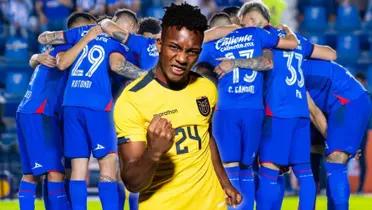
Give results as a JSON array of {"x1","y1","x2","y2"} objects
[{"x1": 15, "y1": 1, "x2": 371, "y2": 210}]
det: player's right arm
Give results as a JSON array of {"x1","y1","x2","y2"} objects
[
  {"x1": 310, "y1": 44, "x2": 337, "y2": 60},
  {"x1": 99, "y1": 19, "x2": 130, "y2": 44},
  {"x1": 118, "y1": 117, "x2": 175, "y2": 192},
  {"x1": 38, "y1": 31, "x2": 66, "y2": 45},
  {"x1": 203, "y1": 24, "x2": 240, "y2": 43},
  {"x1": 307, "y1": 92, "x2": 327, "y2": 138},
  {"x1": 56, "y1": 26, "x2": 102, "y2": 70},
  {"x1": 275, "y1": 24, "x2": 298, "y2": 50},
  {"x1": 109, "y1": 53, "x2": 147, "y2": 79},
  {"x1": 115, "y1": 95, "x2": 175, "y2": 192},
  {"x1": 214, "y1": 49, "x2": 273, "y2": 78},
  {"x1": 29, "y1": 50, "x2": 56, "y2": 69}
]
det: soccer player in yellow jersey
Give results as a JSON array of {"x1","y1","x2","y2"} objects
[{"x1": 114, "y1": 3, "x2": 241, "y2": 210}]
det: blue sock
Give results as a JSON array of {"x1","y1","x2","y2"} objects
[
  {"x1": 271, "y1": 175, "x2": 285, "y2": 210},
  {"x1": 98, "y1": 182, "x2": 119, "y2": 210},
  {"x1": 69, "y1": 180, "x2": 87, "y2": 210},
  {"x1": 18, "y1": 180, "x2": 36, "y2": 210},
  {"x1": 129, "y1": 192, "x2": 139, "y2": 210},
  {"x1": 239, "y1": 167, "x2": 254, "y2": 210},
  {"x1": 43, "y1": 178, "x2": 50, "y2": 210},
  {"x1": 48, "y1": 181, "x2": 69, "y2": 210},
  {"x1": 256, "y1": 166, "x2": 280, "y2": 210},
  {"x1": 326, "y1": 182, "x2": 335, "y2": 210},
  {"x1": 293, "y1": 164, "x2": 316, "y2": 210},
  {"x1": 225, "y1": 166, "x2": 240, "y2": 191},
  {"x1": 117, "y1": 182, "x2": 126, "y2": 210},
  {"x1": 325, "y1": 162, "x2": 349, "y2": 210}
]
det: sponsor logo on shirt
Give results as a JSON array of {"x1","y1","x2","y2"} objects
[
  {"x1": 153, "y1": 109, "x2": 178, "y2": 118},
  {"x1": 147, "y1": 43, "x2": 159, "y2": 57},
  {"x1": 215, "y1": 34, "x2": 255, "y2": 52}
]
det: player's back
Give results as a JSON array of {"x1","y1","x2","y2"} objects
[
  {"x1": 18, "y1": 44, "x2": 70, "y2": 116},
  {"x1": 303, "y1": 59, "x2": 367, "y2": 112},
  {"x1": 115, "y1": 71, "x2": 226, "y2": 210},
  {"x1": 124, "y1": 33, "x2": 158, "y2": 70},
  {"x1": 263, "y1": 26, "x2": 313, "y2": 118},
  {"x1": 63, "y1": 33, "x2": 126, "y2": 111},
  {"x1": 198, "y1": 27, "x2": 279, "y2": 110}
]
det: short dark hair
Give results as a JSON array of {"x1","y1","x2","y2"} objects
[
  {"x1": 138, "y1": 17, "x2": 161, "y2": 35},
  {"x1": 161, "y1": 3, "x2": 208, "y2": 38},
  {"x1": 66, "y1": 12, "x2": 96, "y2": 29},
  {"x1": 208, "y1": 12, "x2": 232, "y2": 28},
  {"x1": 238, "y1": 2, "x2": 271, "y2": 22},
  {"x1": 222, "y1": 6, "x2": 240, "y2": 17},
  {"x1": 113, "y1": 8, "x2": 138, "y2": 24}
]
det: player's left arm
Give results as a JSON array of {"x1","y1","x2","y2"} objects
[
  {"x1": 209, "y1": 127, "x2": 242, "y2": 207},
  {"x1": 29, "y1": 50, "x2": 56, "y2": 69},
  {"x1": 214, "y1": 50, "x2": 273, "y2": 78},
  {"x1": 56, "y1": 26, "x2": 102, "y2": 70},
  {"x1": 310, "y1": 44, "x2": 337, "y2": 60},
  {"x1": 307, "y1": 92, "x2": 327, "y2": 138},
  {"x1": 99, "y1": 19, "x2": 130, "y2": 44},
  {"x1": 203, "y1": 24, "x2": 241, "y2": 43},
  {"x1": 38, "y1": 31, "x2": 66, "y2": 45},
  {"x1": 109, "y1": 53, "x2": 147, "y2": 79}
]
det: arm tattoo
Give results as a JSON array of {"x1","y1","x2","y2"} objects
[
  {"x1": 113, "y1": 60, "x2": 146, "y2": 79},
  {"x1": 39, "y1": 31, "x2": 65, "y2": 45},
  {"x1": 112, "y1": 31, "x2": 129, "y2": 44},
  {"x1": 233, "y1": 56, "x2": 273, "y2": 71}
]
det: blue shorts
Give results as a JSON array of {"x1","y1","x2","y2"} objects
[
  {"x1": 63, "y1": 107, "x2": 117, "y2": 159},
  {"x1": 16, "y1": 113, "x2": 64, "y2": 176},
  {"x1": 326, "y1": 93, "x2": 372, "y2": 156},
  {"x1": 213, "y1": 108, "x2": 263, "y2": 165},
  {"x1": 260, "y1": 117, "x2": 310, "y2": 166}
]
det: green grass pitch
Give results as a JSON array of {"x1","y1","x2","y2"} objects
[{"x1": 1, "y1": 195, "x2": 371, "y2": 210}]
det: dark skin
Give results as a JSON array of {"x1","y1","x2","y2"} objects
[{"x1": 118, "y1": 26, "x2": 241, "y2": 206}]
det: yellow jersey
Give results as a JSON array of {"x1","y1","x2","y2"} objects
[{"x1": 114, "y1": 71, "x2": 226, "y2": 210}]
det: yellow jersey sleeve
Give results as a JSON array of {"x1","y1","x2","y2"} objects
[{"x1": 114, "y1": 91, "x2": 147, "y2": 144}]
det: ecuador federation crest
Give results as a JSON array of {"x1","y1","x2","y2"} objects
[{"x1": 196, "y1": 96, "x2": 211, "y2": 116}]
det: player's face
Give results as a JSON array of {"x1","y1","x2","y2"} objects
[
  {"x1": 157, "y1": 26, "x2": 202, "y2": 84},
  {"x1": 240, "y1": 10, "x2": 268, "y2": 28}
]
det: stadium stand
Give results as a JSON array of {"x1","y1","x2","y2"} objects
[{"x1": 0, "y1": 0, "x2": 371, "y2": 201}]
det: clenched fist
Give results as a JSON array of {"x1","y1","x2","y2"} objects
[{"x1": 146, "y1": 116, "x2": 175, "y2": 161}]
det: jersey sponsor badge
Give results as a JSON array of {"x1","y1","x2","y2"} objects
[
  {"x1": 196, "y1": 96, "x2": 210, "y2": 117},
  {"x1": 32, "y1": 162, "x2": 43, "y2": 169}
]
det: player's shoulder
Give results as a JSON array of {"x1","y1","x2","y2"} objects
[
  {"x1": 123, "y1": 70, "x2": 155, "y2": 94},
  {"x1": 189, "y1": 71, "x2": 217, "y2": 94}
]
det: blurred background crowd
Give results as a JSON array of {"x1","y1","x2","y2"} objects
[{"x1": 0, "y1": 0, "x2": 371, "y2": 199}]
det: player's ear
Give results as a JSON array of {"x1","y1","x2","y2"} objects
[{"x1": 156, "y1": 38, "x2": 162, "y2": 53}]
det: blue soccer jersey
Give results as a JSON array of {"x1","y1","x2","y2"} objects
[
  {"x1": 198, "y1": 27, "x2": 279, "y2": 110},
  {"x1": 63, "y1": 28, "x2": 127, "y2": 111},
  {"x1": 263, "y1": 26, "x2": 314, "y2": 118},
  {"x1": 303, "y1": 59, "x2": 367, "y2": 113},
  {"x1": 17, "y1": 44, "x2": 71, "y2": 116},
  {"x1": 125, "y1": 33, "x2": 158, "y2": 70}
]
